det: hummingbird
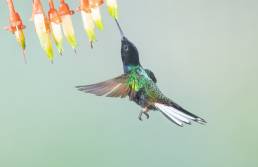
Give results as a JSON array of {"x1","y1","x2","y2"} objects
[{"x1": 76, "y1": 19, "x2": 206, "y2": 126}]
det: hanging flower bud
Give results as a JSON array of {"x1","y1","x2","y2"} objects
[
  {"x1": 78, "y1": 0, "x2": 96, "y2": 46},
  {"x1": 48, "y1": 0, "x2": 63, "y2": 55},
  {"x1": 32, "y1": 0, "x2": 54, "y2": 63},
  {"x1": 5, "y1": 0, "x2": 26, "y2": 62},
  {"x1": 89, "y1": 0, "x2": 104, "y2": 30},
  {"x1": 58, "y1": 0, "x2": 77, "y2": 52},
  {"x1": 106, "y1": 0, "x2": 118, "y2": 19}
]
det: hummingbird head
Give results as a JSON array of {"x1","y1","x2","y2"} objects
[
  {"x1": 115, "y1": 19, "x2": 140, "y2": 66},
  {"x1": 121, "y1": 37, "x2": 140, "y2": 66}
]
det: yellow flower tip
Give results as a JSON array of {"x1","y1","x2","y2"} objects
[
  {"x1": 52, "y1": 36, "x2": 63, "y2": 55},
  {"x1": 50, "y1": 22, "x2": 63, "y2": 55},
  {"x1": 85, "y1": 28, "x2": 96, "y2": 42},
  {"x1": 81, "y1": 11, "x2": 96, "y2": 41},
  {"x1": 66, "y1": 34, "x2": 78, "y2": 49},
  {"x1": 35, "y1": 27, "x2": 54, "y2": 61},
  {"x1": 95, "y1": 19, "x2": 104, "y2": 30},
  {"x1": 55, "y1": 42, "x2": 63, "y2": 55},
  {"x1": 54, "y1": 41, "x2": 63, "y2": 55},
  {"x1": 14, "y1": 29, "x2": 27, "y2": 63},
  {"x1": 108, "y1": 6, "x2": 118, "y2": 19},
  {"x1": 15, "y1": 30, "x2": 26, "y2": 50},
  {"x1": 20, "y1": 39, "x2": 26, "y2": 50},
  {"x1": 61, "y1": 15, "x2": 77, "y2": 49},
  {"x1": 107, "y1": 0, "x2": 118, "y2": 19},
  {"x1": 45, "y1": 45, "x2": 54, "y2": 62},
  {"x1": 52, "y1": 37, "x2": 63, "y2": 54},
  {"x1": 91, "y1": 7, "x2": 104, "y2": 30}
]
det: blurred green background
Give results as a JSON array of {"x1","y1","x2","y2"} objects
[{"x1": 0, "y1": 0, "x2": 257, "y2": 167}]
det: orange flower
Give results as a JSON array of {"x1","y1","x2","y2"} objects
[
  {"x1": 32, "y1": 0, "x2": 54, "y2": 63},
  {"x1": 58, "y1": 0, "x2": 77, "y2": 52},
  {"x1": 5, "y1": 0, "x2": 26, "y2": 62},
  {"x1": 79, "y1": 0, "x2": 96, "y2": 46},
  {"x1": 48, "y1": 0, "x2": 63, "y2": 55}
]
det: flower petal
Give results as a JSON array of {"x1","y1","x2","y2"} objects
[
  {"x1": 81, "y1": 11, "x2": 96, "y2": 42},
  {"x1": 14, "y1": 29, "x2": 26, "y2": 50},
  {"x1": 34, "y1": 14, "x2": 54, "y2": 62},
  {"x1": 61, "y1": 15, "x2": 77, "y2": 49},
  {"x1": 91, "y1": 7, "x2": 104, "y2": 30},
  {"x1": 106, "y1": 0, "x2": 118, "y2": 19},
  {"x1": 50, "y1": 22, "x2": 63, "y2": 55}
]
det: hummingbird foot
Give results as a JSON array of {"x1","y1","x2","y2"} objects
[
  {"x1": 138, "y1": 107, "x2": 149, "y2": 121},
  {"x1": 143, "y1": 112, "x2": 149, "y2": 119}
]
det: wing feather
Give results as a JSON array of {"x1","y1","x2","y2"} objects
[{"x1": 76, "y1": 74, "x2": 134, "y2": 98}]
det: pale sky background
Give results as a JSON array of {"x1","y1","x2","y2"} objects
[{"x1": 0, "y1": 0, "x2": 257, "y2": 167}]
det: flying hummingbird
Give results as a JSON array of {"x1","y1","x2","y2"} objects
[{"x1": 76, "y1": 20, "x2": 206, "y2": 126}]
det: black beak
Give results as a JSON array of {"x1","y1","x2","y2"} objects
[{"x1": 115, "y1": 19, "x2": 125, "y2": 38}]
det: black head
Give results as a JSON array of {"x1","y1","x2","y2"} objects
[
  {"x1": 121, "y1": 37, "x2": 140, "y2": 66},
  {"x1": 115, "y1": 19, "x2": 140, "y2": 66}
]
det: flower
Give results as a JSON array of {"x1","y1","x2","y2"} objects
[
  {"x1": 106, "y1": 0, "x2": 118, "y2": 19},
  {"x1": 5, "y1": 0, "x2": 26, "y2": 62},
  {"x1": 32, "y1": 0, "x2": 54, "y2": 63},
  {"x1": 91, "y1": 7, "x2": 103, "y2": 30},
  {"x1": 81, "y1": 11, "x2": 96, "y2": 44},
  {"x1": 89, "y1": 0, "x2": 104, "y2": 30},
  {"x1": 48, "y1": 0, "x2": 63, "y2": 55},
  {"x1": 79, "y1": 0, "x2": 96, "y2": 45},
  {"x1": 34, "y1": 14, "x2": 54, "y2": 62},
  {"x1": 58, "y1": 0, "x2": 77, "y2": 51}
]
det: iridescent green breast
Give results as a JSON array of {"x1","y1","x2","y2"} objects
[
  {"x1": 126, "y1": 66, "x2": 164, "y2": 104},
  {"x1": 126, "y1": 66, "x2": 150, "y2": 91}
]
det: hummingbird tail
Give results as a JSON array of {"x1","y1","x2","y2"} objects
[{"x1": 154, "y1": 103, "x2": 206, "y2": 126}]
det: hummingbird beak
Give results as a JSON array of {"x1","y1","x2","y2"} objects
[{"x1": 115, "y1": 19, "x2": 124, "y2": 38}]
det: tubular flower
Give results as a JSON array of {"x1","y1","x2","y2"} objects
[
  {"x1": 79, "y1": 0, "x2": 96, "y2": 45},
  {"x1": 48, "y1": 0, "x2": 63, "y2": 55},
  {"x1": 5, "y1": 0, "x2": 26, "y2": 61},
  {"x1": 32, "y1": 0, "x2": 54, "y2": 62},
  {"x1": 106, "y1": 0, "x2": 118, "y2": 19},
  {"x1": 89, "y1": 0, "x2": 104, "y2": 30},
  {"x1": 58, "y1": 0, "x2": 77, "y2": 51}
]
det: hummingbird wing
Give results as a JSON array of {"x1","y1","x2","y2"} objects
[
  {"x1": 144, "y1": 69, "x2": 157, "y2": 83},
  {"x1": 76, "y1": 74, "x2": 134, "y2": 98}
]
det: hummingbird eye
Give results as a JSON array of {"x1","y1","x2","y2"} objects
[{"x1": 123, "y1": 45, "x2": 129, "y2": 51}]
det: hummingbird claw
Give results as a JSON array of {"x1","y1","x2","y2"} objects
[
  {"x1": 138, "y1": 111, "x2": 143, "y2": 121},
  {"x1": 138, "y1": 108, "x2": 150, "y2": 121},
  {"x1": 143, "y1": 112, "x2": 149, "y2": 119}
]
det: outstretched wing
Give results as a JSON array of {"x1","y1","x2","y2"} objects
[{"x1": 76, "y1": 74, "x2": 135, "y2": 98}]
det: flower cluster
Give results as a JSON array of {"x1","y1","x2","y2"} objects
[{"x1": 5, "y1": 0, "x2": 119, "y2": 63}]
